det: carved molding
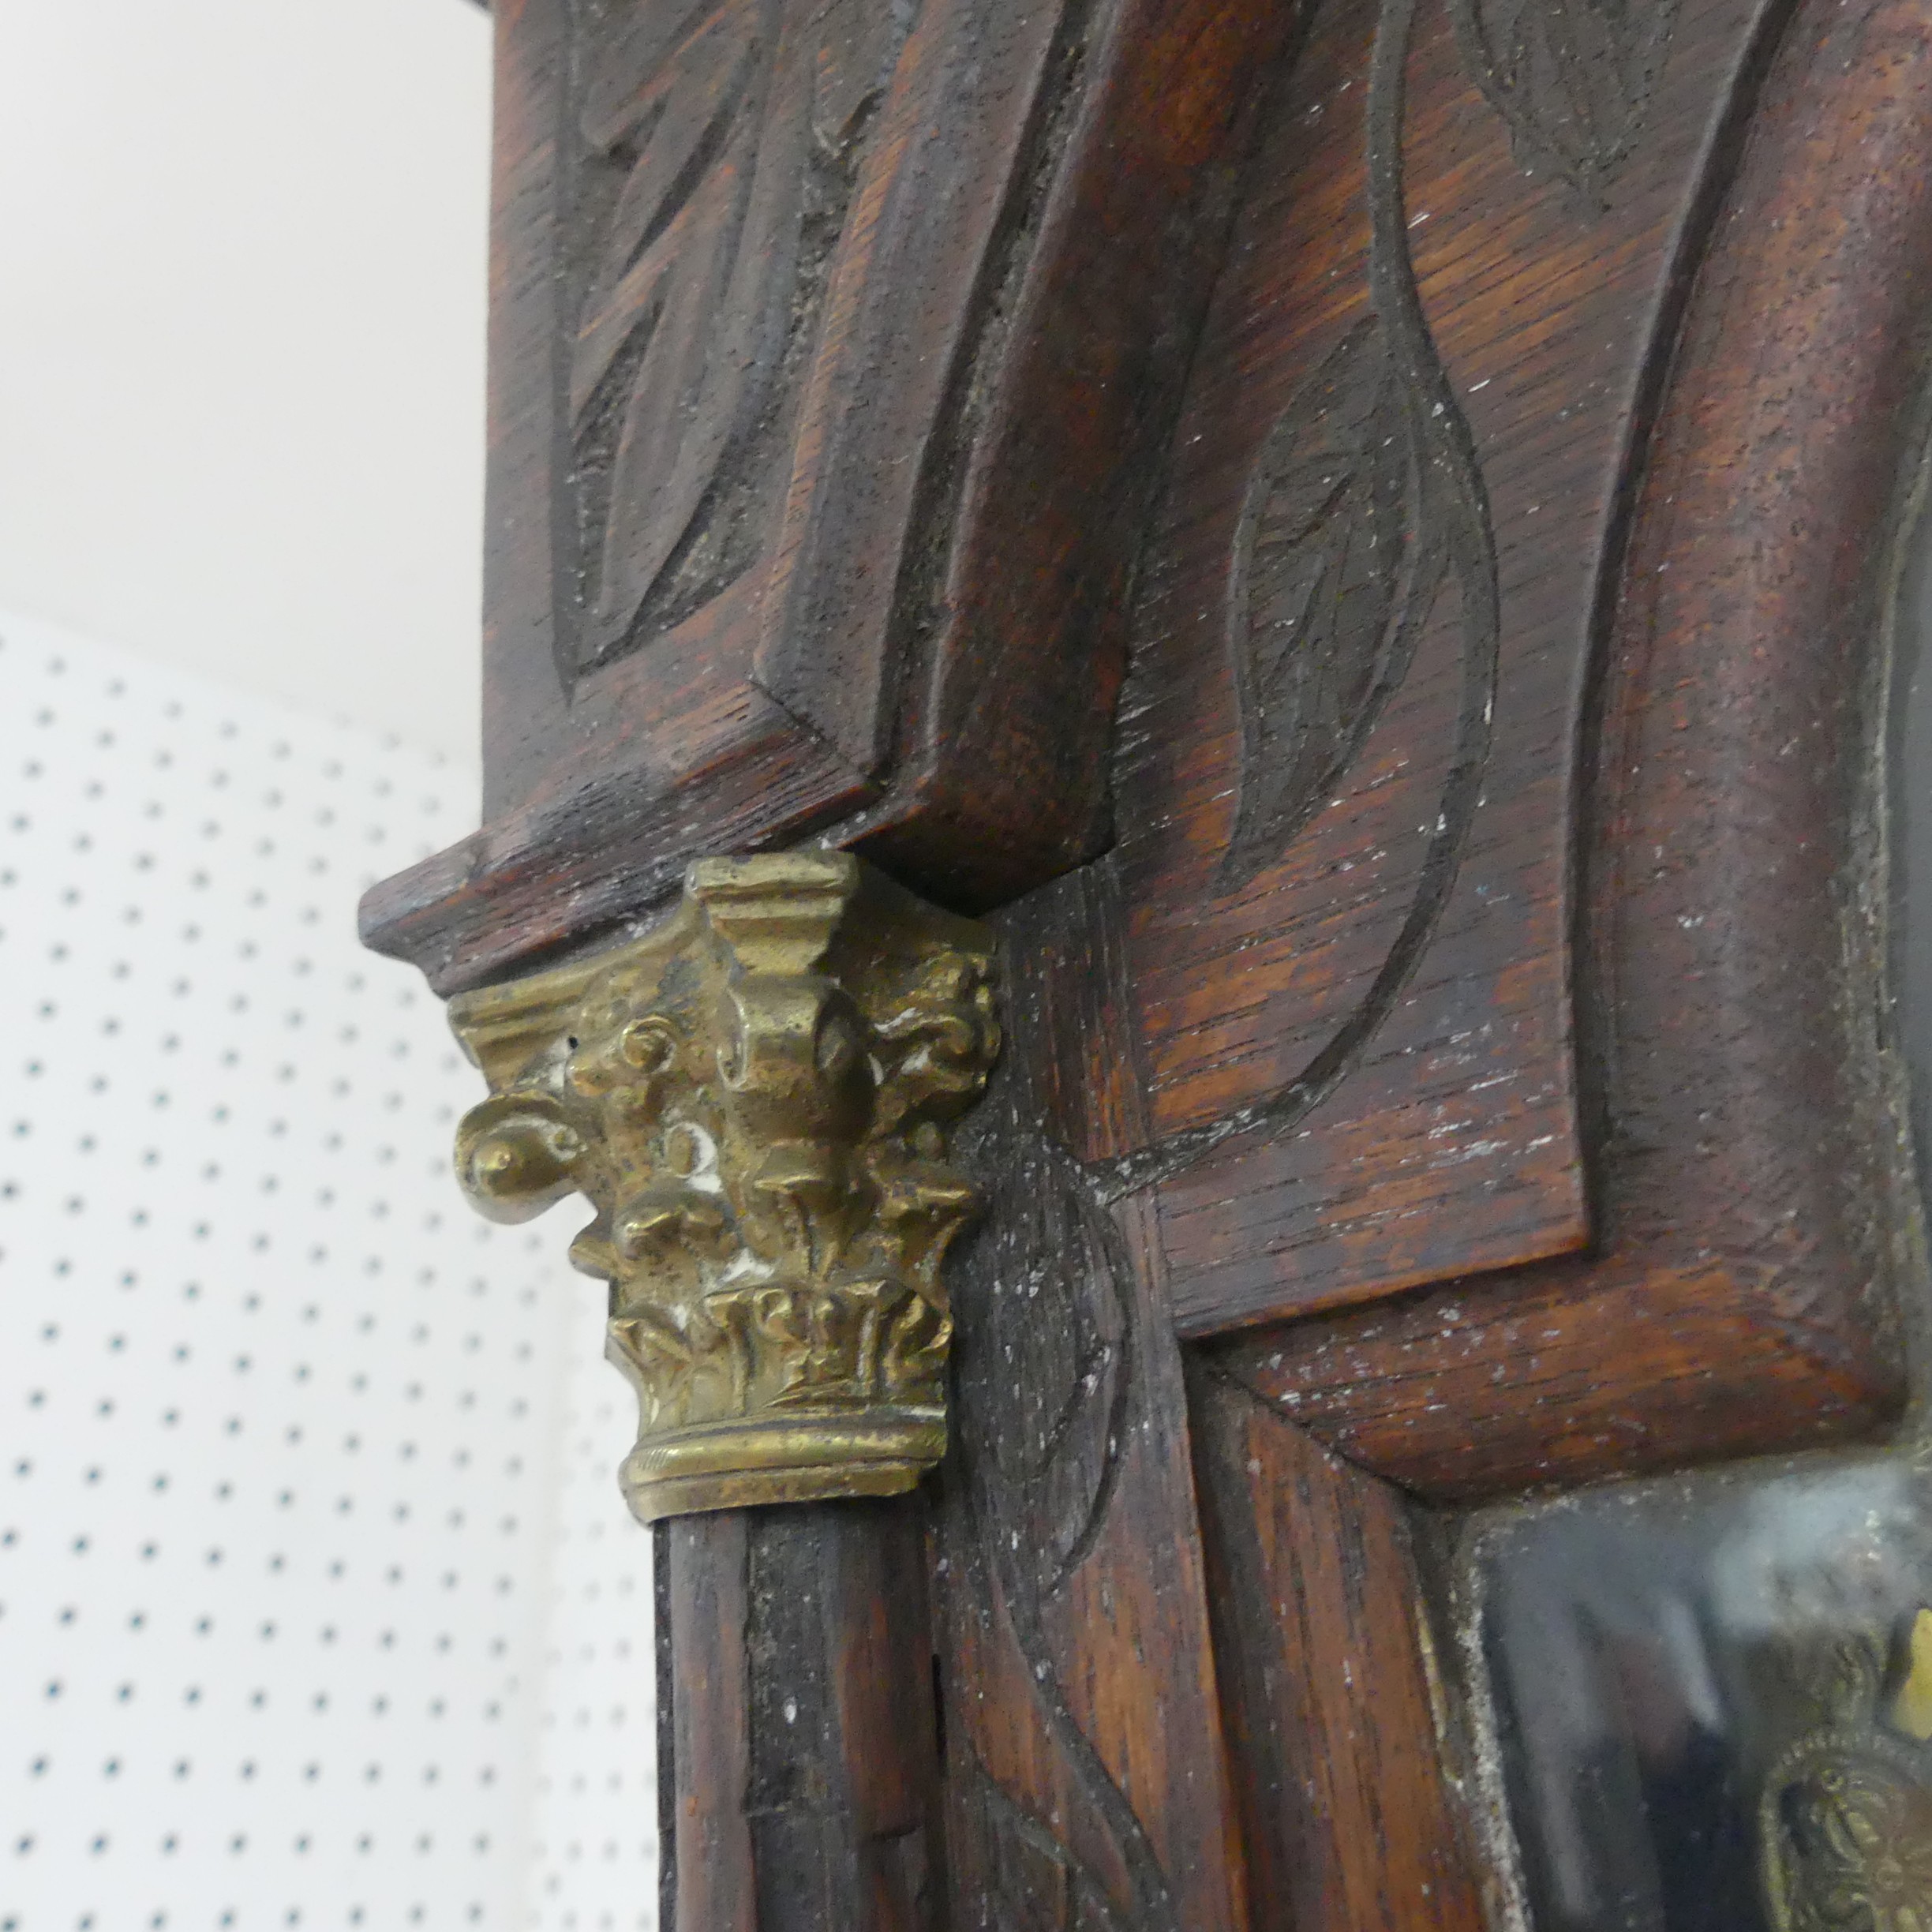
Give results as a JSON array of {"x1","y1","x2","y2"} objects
[{"x1": 445, "y1": 852, "x2": 1000, "y2": 1522}]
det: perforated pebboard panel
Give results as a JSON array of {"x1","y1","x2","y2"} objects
[
  {"x1": 0, "y1": 612, "x2": 657, "y2": 1932},
  {"x1": 522, "y1": 1316, "x2": 658, "y2": 1932}
]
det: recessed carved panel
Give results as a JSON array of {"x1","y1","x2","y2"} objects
[
  {"x1": 564, "y1": 0, "x2": 912, "y2": 678},
  {"x1": 361, "y1": 0, "x2": 1299, "y2": 990}
]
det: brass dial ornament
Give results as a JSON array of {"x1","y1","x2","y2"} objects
[
  {"x1": 444, "y1": 851, "x2": 1000, "y2": 1522},
  {"x1": 1761, "y1": 1615, "x2": 1932, "y2": 1931}
]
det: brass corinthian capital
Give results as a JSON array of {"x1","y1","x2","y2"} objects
[{"x1": 444, "y1": 852, "x2": 1001, "y2": 1522}]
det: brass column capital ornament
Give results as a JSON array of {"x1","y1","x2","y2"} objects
[{"x1": 446, "y1": 852, "x2": 1001, "y2": 1521}]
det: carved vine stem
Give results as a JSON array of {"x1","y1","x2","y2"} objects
[
  {"x1": 1099, "y1": 0, "x2": 1501, "y2": 1200},
  {"x1": 444, "y1": 850, "x2": 1000, "y2": 1522},
  {"x1": 951, "y1": 1073, "x2": 1181, "y2": 1932}
]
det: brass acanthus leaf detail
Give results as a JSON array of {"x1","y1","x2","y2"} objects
[{"x1": 445, "y1": 852, "x2": 1000, "y2": 1522}]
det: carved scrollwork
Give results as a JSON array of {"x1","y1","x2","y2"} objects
[{"x1": 446, "y1": 851, "x2": 1000, "y2": 1522}]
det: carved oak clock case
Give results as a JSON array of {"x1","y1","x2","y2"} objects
[{"x1": 363, "y1": 0, "x2": 1932, "y2": 1920}]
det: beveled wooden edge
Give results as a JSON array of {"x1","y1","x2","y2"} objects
[
  {"x1": 844, "y1": 0, "x2": 1297, "y2": 905},
  {"x1": 1187, "y1": 1365, "x2": 1495, "y2": 1926},
  {"x1": 361, "y1": 0, "x2": 1295, "y2": 995},
  {"x1": 359, "y1": 724, "x2": 868, "y2": 994},
  {"x1": 1216, "y1": 0, "x2": 1932, "y2": 1500}
]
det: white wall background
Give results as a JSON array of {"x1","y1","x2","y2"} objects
[
  {"x1": 0, "y1": 613, "x2": 659, "y2": 1932},
  {"x1": 0, "y1": 6, "x2": 663, "y2": 1926},
  {"x1": 0, "y1": 0, "x2": 492, "y2": 770}
]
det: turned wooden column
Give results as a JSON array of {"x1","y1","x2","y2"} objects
[{"x1": 665, "y1": 1503, "x2": 945, "y2": 1932}]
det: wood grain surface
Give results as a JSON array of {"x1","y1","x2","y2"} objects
[
  {"x1": 1098, "y1": 0, "x2": 1780, "y2": 1332},
  {"x1": 1190, "y1": 1366, "x2": 1491, "y2": 1930},
  {"x1": 665, "y1": 1501, "x2": 948, "y2": 1932},
  {"x1": 931, "y1": 875, "x2": 1250, "y2": 1932},
  {"x1": 359, "y1": 0, "x2": 1295, "y2": 994},
  {"x1": 1218, "y1": 0, "x2": 1932, "y2": 1496}
]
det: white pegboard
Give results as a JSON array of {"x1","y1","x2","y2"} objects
[
  {"x1": 0, "y1": 612, "x2": 657, "y2": 1932},
  {"x1": 522, "y1": 1312, "x2": 659, "y2": 1932}
]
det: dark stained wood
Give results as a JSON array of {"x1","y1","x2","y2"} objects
[
  {"x1": 1215, "y1": 0, "x2": 1932, "y2": 1497},
  {"x1": 668, "y1": 1511, "x2": 756, "y2": 1932},
  {"x1": 362, "y1": 0, "x2": 1932, "y2": 1915},
  {"x1": 666, "y1": 1500, "x2": 948, "y2": 1932},
  {"x1": 656, "y1": 1521, "x2": 679, "y2": 1932},
  {"x1": 359, "y1": 0, "x2": 1297, "y2": 995},
  {"x1": 931, "y1": 871, "x2": 1250, "y2": 1932},
  {"x1": 1189, "y1": 1365, "x2": 1492, "y2": 1930},
  {"x1": 849, "y1": 0, "x2": 1294, "y2": 904},
  {"x1": 1091, "y1": 0, "x2": 1791, "y2": 1332}
]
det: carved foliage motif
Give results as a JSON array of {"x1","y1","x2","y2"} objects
[
  {"x1": 1222, "y1": 315, "x2": 1422, "y2": 891},
  {"x1": 447, "y1": 852, "x2": 999, "y2": 1522},
  {"x1": 966, "y1": 1761, "x2": 1131, "y2": 1932},
  {"x1": 1762, "y1": 1621, "x2": 1932, "y2": 1931},
  {"x1": 965, "y1": 1125, "x2": 1131, "y2": 1597},
  {"x1": 1448, "y1": 0, "x2": 1679, "y2": 202},
  {"x1": 944, "y1": 913, "x2": 1186, "y2": 1932},
  {"x1": 1112, "y1": 0, "x2": 1503, "y2": 1202},
  {"x1": 564, "y1": 0, "x2": 912, "y2": 676},
  {"x1": 1222, "y1": 0, "x2": 1499, "y2": 907}
]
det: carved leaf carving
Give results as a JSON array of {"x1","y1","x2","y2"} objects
[
  {"x1": 568, "y1": 0, "x2": 908, "y2": 674},
  {"x1": 1107, "y1": 0, "x2": 1500, "y2": 1199},
  {"x1": 944, "y1": 1029, "x2": 1181, "y2": 1932},
  {"x1": 957, "y1": 1116, "x2": 1130, "y2": 1601},
  {"x1": 1449, "y1": 0, "x2": 1678, "y2": 202},
  {"x1": 1220, "y1": 316, "x2": 1426, "y2": 891}
]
